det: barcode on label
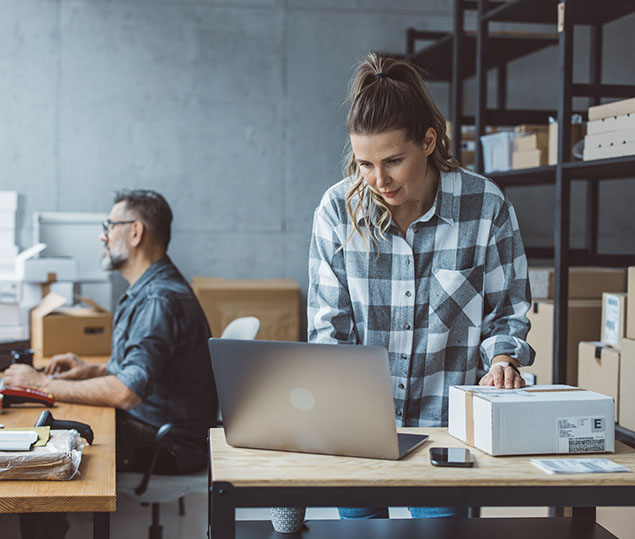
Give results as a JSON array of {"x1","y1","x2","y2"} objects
[{"x1": 569, "y1": 438, "x2": 605, "y2": 453}]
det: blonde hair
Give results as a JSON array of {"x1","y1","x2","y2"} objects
[{"x1": 342, "y1": 52, "x2": 458, "y2": 252}]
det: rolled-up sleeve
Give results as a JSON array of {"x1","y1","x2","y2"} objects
[
  {"x1": 480, "y1": 199, "x2": 535, "y2": 368},
  {"x1": 307, "y1": 201, "x2": 357, "y2": 345},
  {"x1": 107, "y1": 296, "x2": 178, "y2": 400}
]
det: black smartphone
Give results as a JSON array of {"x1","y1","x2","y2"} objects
[{"x1": 429, "y1": 447, "x2": 474, "y2": 467}]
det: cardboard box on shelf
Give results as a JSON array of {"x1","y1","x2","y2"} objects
[
  {"x1": 601, "y1": 292, "x2": 627, "y2": 347},
  {"x1": 587, "y1": 114, "x2": 635, "y2": 135},
  {"x1": 578, "y1": 342, "x2": 620, "y2": 421},
  {"x1": 512, "y1": 149, "x2": 547, "y2": 169},
  {"x1": 15, "y1": 244, "x2": 78, "y2": 284},
  {"x1": 523, "y1": 299, "x2": 602, "y2": 385},
  {"x1": 448, "y1": 384, "x2": 614, "y2": 456},
  {"x1": 514, "y1": 132, "x2": 549, "y2": 152},
  {"x1": 528, "y1": 266, "x2": 625, "y2": 300},
  {"x1": 619, "y1": 338, "x2": 635, "y2": 432},
  {"x1": 191, "y1": 277, "x2": 300, "y2": 342},
  {"x1": 547, "y1": 122, "x2": 586, "y2": 165},
  {"x1": 584, "y1": 140, "x2": 635, "y2": 161},
  {"x1": 628, "y1": 267, "x2": 635, "y2": 339},
  {"x1": 598, "y1": 507, "x2": 635, "y2": 539},
  {"x1": 0, "y1": 192, "x2": 17, "y2": 212},
  {"x1": 30, "y1": 293, "x2": 112, "y2": 357},
  {"x1": 588, "y1": 97, "x2": 635, "y2": 122}
]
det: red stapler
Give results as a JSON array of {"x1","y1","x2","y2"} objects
[{"x1": 0, "y1": 386, "x2": 55, "y2": 408}]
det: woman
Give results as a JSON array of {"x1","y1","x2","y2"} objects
[{"x1": 307, "y1": 53, "x2": 534, "y2": 519}]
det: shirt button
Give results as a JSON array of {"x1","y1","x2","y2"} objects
[
  {"x1": 401, "y1": 354, "x2": 407, "y2": 359},
  {"x1": 398, "y1": 383, "x2": 405, "y2": 390},
  {"x1": 405, "y1": 291, "x2": 412, "y2": 297},
  {"x1": 405, "y1": 324, "x2": 411, "y2": 330},
  {"x1": 396, "y1": 410, "x2": 402, "y2": 416}
]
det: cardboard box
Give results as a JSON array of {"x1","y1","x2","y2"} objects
[
  {"x1": 619, "y1": 338, "x2": 635, "y2": 432},
  {"x1": 598, "y1": 507, "x2": 635, "y2": 539},
  {"x1": 30, "y1": 293, "x2": 112, "y2": 356},
  {"x1": 448, "y1": 385, "x2": 615, "y2": 456},
  {"x1": 0, "y1": 191, "x2": 17, "y2": 212},
  {"x1": 587, "y1": 113, "x2": 635, "y2": 135},
  {"x1": 578, "y1": 342, "x2": 620, "y2": 421},
  {"x1": 528, "y1": 266, "x2": 625, "y2": 300},
  {"x1": 588, "y1": 97, "x2": 635, "y2": 121},
  {"x1": 514, "y1": 132, "x2": 549, "y2": 152},
  {"x1": 628, "y1": 267, "x2": 635, "y2": 339},
  {"x1": 512, "y1": 149, "x2": 547, "y2": 169},
  {"x1": 523, "y1": 299, "x2": 602, "y2": 385},
  {"x1": 548, "y1": 122, "x2": 587, "y2": 165},
  {"x1": 16, "y1": 244, "x2": 78, "y2": 284},
  {"x1": 191, "y1": 277, "x2": 300, "y2": 341},
  {"x1": 601, "y1": 292, "x2": 627, "y2": 347},
  {"x1": 583, "y1": 125, "x2": 635, "y2": 161}
]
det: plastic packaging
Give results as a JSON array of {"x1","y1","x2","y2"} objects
[
  {"x1": 480, "y1": 131, "x2": 516, "y2": 173},
  {"x1": 0, "y1": 429, "x2": 84, "y2": 480}
]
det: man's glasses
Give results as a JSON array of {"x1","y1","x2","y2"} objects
[{"x1": 102, "y1": 219, "x2": 135, "y2": 235}]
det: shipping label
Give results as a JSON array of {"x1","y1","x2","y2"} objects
[{"x1": 557, "y1": 416, "x2": 606, "y2": 453}]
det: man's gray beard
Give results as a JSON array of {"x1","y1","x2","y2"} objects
[{"x1": 100, "y1": 251, "x2": 127, "y2": 271}]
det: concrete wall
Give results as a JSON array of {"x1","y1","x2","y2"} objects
[{"x1": 1, "y1": 1, "x2": 634, "y2": 336}]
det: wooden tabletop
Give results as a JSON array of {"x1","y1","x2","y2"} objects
[
  {"x1": 0, "y1": 356, "x2": 115, "y2": 513},
  {"x1": 210, "y1": 427, "x2": 635, "y2": 488}
]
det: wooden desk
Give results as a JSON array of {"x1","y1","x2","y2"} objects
[
  {"x1": 0, "y1": 356, "x2": 115, "y2": 539},
  {"x1": 209, "y1": 427, "x2": 635, "y2": 538}
]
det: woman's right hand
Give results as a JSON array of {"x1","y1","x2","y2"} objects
[{"x1": 45, "y1": 353, "x2": 95, "y2": 380}]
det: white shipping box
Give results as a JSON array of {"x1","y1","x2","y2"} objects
[
  {"x1": 0, "y1": 210, "x2": 16, "y2": 229},
  {"x1": 15, "y1": 244, "x2": 78, "y2": 284},
  {"x1": 0, "y1": 192, "x2": 17, "y2": 212},
  {"x1": 0, "y1": 325, "x2": 28, "y2": 339},
  {"x1": 602, "y1": 292, "x2": 627, "y2": 347},
  {"x1": 0, "y1": 280, "x2": 21, "y2": 304},
  {"x1": 0, "y1": 303, "x2": 29, "y2": 326},
  {"x1": 0, "y1": 229, "x2": 15, "y2": 248},
  {"x1": 448, "y1": 385, "x2": 615, "y2": 456}
]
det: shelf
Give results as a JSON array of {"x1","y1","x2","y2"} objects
[
  {"x1": 408, "y1": 31, "x2": 556, "y2": 82},
  {"x1": 487, "y1": 155, "x2": 635, "y2": 186},
  {"x1": 484, "y1": 0, "x2": 635, "y2": 26},
  {"x1": 563, "y1": 155, "x2": 635, "y2": 180},
  {"x1": 236, "y1": 518, "x2": 616, "y2": 539}
]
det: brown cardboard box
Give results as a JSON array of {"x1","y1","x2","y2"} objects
[
  {"x1": 588, "y1": 97, "x2": 635, "y2": 121},
  {"x1": 619, "y1": 337, "x2": 635, "y2": 432},
  {"x1": 31, "y1": 293, "x2": 112, "y2": 356},
  {"x1": 512, "y1": 149, "x2": 547, "y2": 169},
  {"x1": 628, "y1": 267, "x2": 635, "y2": 339},
  {"x1": 523, "y1": 299, "x2": 602, "y2": 385},
  {"x1": 528, "y1": 266, "x2": 626, "y2": 300},
  {"x1": 191, "y1": 276, "x2": 300, "y2": 341},
  {"x1": 601, "y1": 292, "x2": 628, "y2": 347},
  {"x1": 578, "y1": 341, "x2": 620, "y2": 421},
  {"x1": 548, "y1": 122, "x2": 587, "y2": 165},
  {"x1": 514, "y1": 132, "x2": 549, "y2": 152}
]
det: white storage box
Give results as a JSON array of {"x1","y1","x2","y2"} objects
[
  {"x1": 0, "y1": 280, "x2": 21, "y2": 304},
  {"x1": 16, "y1": 244, "x2": 78, "y2": 283},
  {"x1": 448, "y1": 385, "x2": 615, "y2": 456},
  {"x1": 0, "y1": 191, "x2": 17, "y2": 212},
  {"x1": 602, "y1": 292, "x2": 627, "y2": 347},
  {"x1": 480, "y1": 131, "x2": 515, "y2": 173}
]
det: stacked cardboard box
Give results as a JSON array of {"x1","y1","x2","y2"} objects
[
  {"x1": 584, "y1": 97, "x2": 635, "y2": 161},
  {"x1": 523, "y1": 267, "x2": 626, "y2": 386},
  {"x1": 547, "y1": 121, "x2": 586, "y2": 165},
  {"x1": 578, "y1": 266, "x2": 635, "y2": 431},
  {"x1": 512, "y1": 125, "x2": 548, "y2": 169},
  {"x1": 191, "y1": 277, "x2": 301, "y2": 342}
]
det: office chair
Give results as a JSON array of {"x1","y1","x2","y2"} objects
[{"x1": 117, "y1": 316, "x2": 260, "y2": 539}]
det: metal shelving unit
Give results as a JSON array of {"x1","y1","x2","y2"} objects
[{"x1": 473, "y1": 0, "x2": 635, "y2": 446}]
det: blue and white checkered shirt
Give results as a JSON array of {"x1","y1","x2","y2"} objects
[{"x1": 308, "y1": 168, "x2": 535, "y2": 427}]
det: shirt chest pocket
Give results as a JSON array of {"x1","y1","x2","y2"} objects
[{"x1": 429, "y1": 266, "x2": 484, "y2": 332}]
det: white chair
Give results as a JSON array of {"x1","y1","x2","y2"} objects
[{"x1": 117, "y1": 316, "x2": 260, "y2": 539}]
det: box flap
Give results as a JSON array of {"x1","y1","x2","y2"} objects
[
  {"x1": 75, "y1": 295, "x2": 108, "y2": 313},
  {"x1": 32, "y1": 293, "x2": 68, "y2": 318},
  {"x1": 16, "y1": 243, "x2": 46, "y2": 263}
]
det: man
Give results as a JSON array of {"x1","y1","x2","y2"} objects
[{"x1": 5, "y1": 189, "x2": 218, "y2": 538}]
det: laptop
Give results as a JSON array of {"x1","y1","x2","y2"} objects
[{"x1": 209, "y1": 339, "x2": 428, "y2": 460}]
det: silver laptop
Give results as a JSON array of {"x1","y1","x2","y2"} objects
[{"x1": 209, "y1": 339, "x2": 428, "y2": 460}]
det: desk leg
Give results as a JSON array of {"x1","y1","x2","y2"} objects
[
  {"x1": 93, "y1": 512, "x2": 110, "y2": 539},
  {"x1": 572, "y1": 507, "x2": 596, "y2": 520},
  {"x1": 211, "y1": 483, "x2": 235, "y2": 539}
]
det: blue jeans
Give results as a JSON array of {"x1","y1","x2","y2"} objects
[{"x1": 338, "y1": 506, "x2": 469, "y2": 519}]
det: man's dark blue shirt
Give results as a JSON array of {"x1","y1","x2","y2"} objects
[{"x1": 106, "y1": 256, "x2": 217, "y2": 458}]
